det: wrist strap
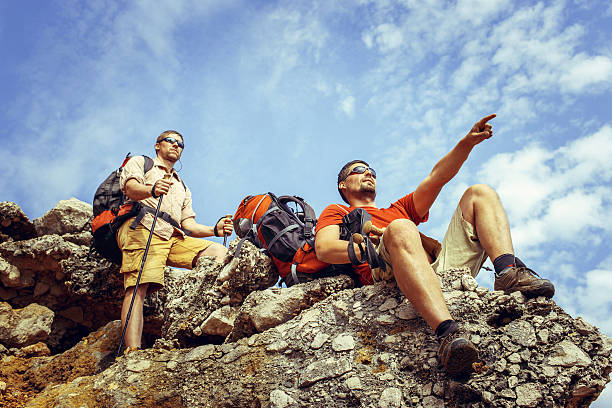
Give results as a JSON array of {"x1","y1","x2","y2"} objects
[
  {"x1": 347, "y1": 234, "x2": 366, "y2": 266},
  {"x1": 151, "y1": 183, "x2": 160, "y2": 199},
  {"x1": 214, "y1": 215, "x2": 225, "y2": 237}
]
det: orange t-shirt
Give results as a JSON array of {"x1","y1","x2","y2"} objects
[{"x1": 315, "y1": 193, "x2": 428, "y2": 285}]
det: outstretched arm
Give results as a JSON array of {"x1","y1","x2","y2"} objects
[
  {"x1": 181, "y1": 216, "x2": 233, "y2": 238},
  {"x1": 413, "y1": 114, "x2": 496, "y2": 217}
]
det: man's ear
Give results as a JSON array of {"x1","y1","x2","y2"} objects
[{"x1": 154, "y1": 142, "x2": 160, "y2": 153}]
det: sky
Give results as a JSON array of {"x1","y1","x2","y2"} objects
[{"x1": 1, "y1": 0, "x2": 611, "y2": 403}]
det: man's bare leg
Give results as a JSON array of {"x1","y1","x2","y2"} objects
[
  {"x1": 458, "y1": 184, "x2": 554, "y2": 298},
  {"x1": 458, "y1": 184, "x2": 514, "y2": 261},
  {"x1": 197, "y1": 243, "x2": 227, "y2": 264},
  {"x1": 383, "y1": 219, "x2": 452, "y2": 330},
  {"x1": 384, "y1": 218, "x2": 478, "y2": 376},
  {"x1": 121, "y1": 283, "x2": 149, "y2": 350}
]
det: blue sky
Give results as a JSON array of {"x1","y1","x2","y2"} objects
[{"x1": 2, "y1": 0, "x2": 612, "y2": 403}]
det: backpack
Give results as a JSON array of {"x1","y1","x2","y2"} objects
[
  {"x1": 232, "y1": 193, "x2": 330, "y2": 285},
  {"x1": 90, "y1": 153, "x2": 154, "y2": 264}
]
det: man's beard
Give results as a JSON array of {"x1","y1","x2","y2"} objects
[{"x1": 359, "y1": 184, "x2": 376, "y2": 200}]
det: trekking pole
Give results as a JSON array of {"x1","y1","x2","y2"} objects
[
  {"x1": 117, "y1": 173, "x2": 170, "y2": 357},
  {"x1": 222, "y1": 214, "x2": 232, "y2": 246}
]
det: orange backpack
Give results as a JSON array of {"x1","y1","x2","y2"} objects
[{"x1": 232, "y1": 193, "x2": 330, "y2": 285}]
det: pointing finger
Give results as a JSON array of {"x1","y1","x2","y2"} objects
[{"x1": 479, "y1": 113, "x2": 496, "y2": 126}]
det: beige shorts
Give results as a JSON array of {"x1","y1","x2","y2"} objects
[
  {"x1": 378, "y1": 205, "x2": 487, "y2": 278},
  {"x1": 117, "y1": 220, "x2": 213, "y2": 291}
]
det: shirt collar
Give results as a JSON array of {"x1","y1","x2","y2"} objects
[{"x1": 152, "y1": 156, "x2": 182, "y2": 182}]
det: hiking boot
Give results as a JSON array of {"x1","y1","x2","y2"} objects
[
  {"x1": 371, "y1": 266, "x2": 393, "y2": 282},
  {"x1": 494, "y1": 267, "x2": 555, "y2": 298},
  {"x1": 438, "y1": 330, "x2": 478, "y2": 377},
  {"x1": 124, "y1": 346, "x2": 140, "y2": 355}
]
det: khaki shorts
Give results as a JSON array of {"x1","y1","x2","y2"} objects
[
  {"x1": 117, "y1": 220, "x2": 213, "y2": 291},
  {"x1": 378, "y1": 205, "x2": 487, "y2": 278}
]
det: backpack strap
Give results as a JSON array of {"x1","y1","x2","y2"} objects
[
  {"x1": 128, "y1": 204, "x2": 190, "y2": 235},
  {"x1": 267, "y1": 224, "x2": 299, "y2": 250},
  {"x1": 282, "y1": 263, "x2": 300, "y2": 287},
  {"x1": 142, "y1": 156, "x2": 154, "y2": 173},
  {"x1": 277, "y1": 195, "x2": 317, "y2": 240}
]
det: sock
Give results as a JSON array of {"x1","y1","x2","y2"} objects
[
  {"x1": 435, "y1": 319, "x2": 458, "y2": 340},
  {"x1": 493, "y1": 253, "x2": 516, "y2": 277}
]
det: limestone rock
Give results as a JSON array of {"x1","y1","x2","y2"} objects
[
  {"x1": 27, "y1": 269, "x2": 611, "y2": 408},
  {"x1": 221, "y1": 238, "x2": 280, "y2": 298},
  {"x1": 0, "y1": 302, "x2": 54, "y2": 348},
  {"x1": 0, "y1": 202, "x2": 37, "y2": 243},
  {"x1": 33, "y1": 198, "x2": 93, "y2": 237},
  {"x1": 0, "y1": 256, "x2": 21, "y2": 288},
  {"x1": 228, "y1": 274, "x2": 355, "y2": 342},
  {"x1": 0, "y1": 320, "x2": 121, "y2": 404},
  {"x1": 199, "y1": 305, "x2": 238, "y2": 337},
  {"x1": 1, "y1": 200, "x2": 612, "y2": 408},
  {"x1": 162, "y1": 239, "x2": 279, "y2": 345}
]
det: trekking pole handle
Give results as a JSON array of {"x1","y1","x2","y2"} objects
[
  {"x1": 152, "y1": 172, "x2": 172, "y2": 198},
  {"x1": 222, "y1": 214, "x2": 232, "y2": 246},
  {"x1": 363, "y1": 221, "x2": 384, "y2": 236}
]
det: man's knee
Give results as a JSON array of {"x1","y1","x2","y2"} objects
[
  {"x1": 463, "y1": 184, "x2": 499, "y2": 202},
  {"x1": 123, "y1": 283, "x2": 148, "y2": 303},
  {"x1": 192, "y1": 243, "x2": 227, "y2": 266},
  {"x1": 384, "y1": 219, "x2": 421, "y2": 250}
]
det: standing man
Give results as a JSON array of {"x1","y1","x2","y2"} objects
[
  {"x1": 315, "y1": 114, "x2": 554, "y2": 377},
  {"x1": 117, "y1": 130, "x2": 233, "y2": 353}
]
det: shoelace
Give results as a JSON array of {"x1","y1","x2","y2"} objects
[{"x1": 517, "y1": 266, "x2": 544, "y2": 278}]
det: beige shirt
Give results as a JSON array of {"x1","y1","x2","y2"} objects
[{"x1": 120, "y1": 156, "x2": 196, "y2": 240}]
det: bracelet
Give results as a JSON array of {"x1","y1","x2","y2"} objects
[{"x1": 151, "y1": 183, "x2": 160, "y2": 199}]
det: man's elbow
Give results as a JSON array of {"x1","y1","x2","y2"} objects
[{"x1": 315, "y1": 240, "x2": 332, "y2": 263}]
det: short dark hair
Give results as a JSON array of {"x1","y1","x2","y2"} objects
[
  {"x1": 337, "y1": 159, "x2": 369, "y2": 204},
  {"x1": 156, "y1": 130, "x2": 183, "y2": 143}
]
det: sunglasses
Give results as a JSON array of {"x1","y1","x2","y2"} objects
[
  {"x1": 160, "y1": 137, "x2": 184, "y2": 149},
  {"x1": 342, "y1": 165, "x2": 376, "y2": 181}
]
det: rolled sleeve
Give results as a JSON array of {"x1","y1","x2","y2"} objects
[{"x1": 120, "y1": 156, "x2": 147, "y2": 193}]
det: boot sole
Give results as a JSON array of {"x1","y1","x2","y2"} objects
[
  {"x1": 445, "y1": 340, "x2": 479, "y2": 377},
  {"x1": 500, "y1": 281, "x2": 555, "y2": 298}
]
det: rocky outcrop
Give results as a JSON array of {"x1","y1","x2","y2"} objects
[
  {"x1": 0, "y1": 320, "x2": 121, "y2": 406},
  {"x1": 0, "y1": 202, "x2": 37, "y2": 243},
  {"x1": 227, "y1": 273, "x2": 356, "y2": 342},
  {"x1": 25, "y1": 269, "x2": 612, "y2": 408},
  {"x1": 33, "y1": 198, "x2": 93, "y2": 246},
  {"x1": 161, "y1": 239, "x2": 278, "y2": 345},
  {"x1": 0, "y1": 200, "x2": 124, "y2": 353},
  {"x1": 0, "y1": 302, "x2": 54, "y2": 348},
  {"x1": 0, "y1": 199, "x2": 611, "y2": 407}
]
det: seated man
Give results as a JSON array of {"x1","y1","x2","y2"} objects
[{"x1": 315, "y1": 114, "x2": 554, "y2": 377}]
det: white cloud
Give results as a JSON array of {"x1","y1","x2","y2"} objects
[
  {"x1": 373, "y1": 23, "x2": 404, "y2": 52},
  {"x1": 478, "y1": 146, "x2": 557, "y2": 221},
  {"x1": 451, "y1": 57, "x2": 485, "y2": 91},
  {"x1": 560, "y1": 125, "x2": 612, "y2": 182},
  {"x1": 340, "y1": 95, "x2": 356, "y2": 117},
  {"x1": 251, "y1": 7, "x2": 329, "y2": 92},
  {"x1": 560, "y1": 55, "x2": 612, "y2": 92},
  {"x1": 559, "y1": 267, "x2": 612, "y2": 336},
  {"x1": 476, "y1": 125, "x2": 612, "y2": 256}
]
